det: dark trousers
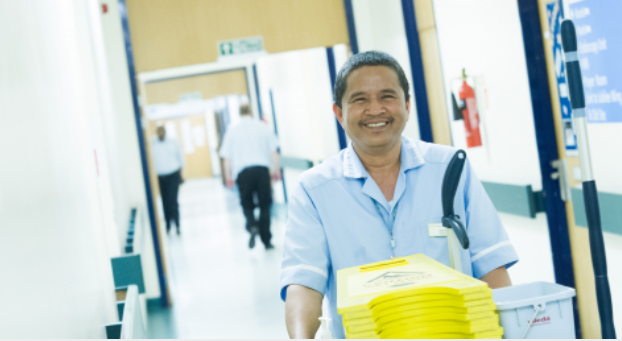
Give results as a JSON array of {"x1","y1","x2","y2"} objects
[
  {"x1": 236, "y1": 166, "x2": 272, "y2": 246},
  {"x1": 158, "y1": 169, "x2": 182, "y2": 231}
]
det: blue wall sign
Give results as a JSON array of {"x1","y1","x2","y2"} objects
[
  {"x1": 568, "y1": 0, "x2": 622, "y2": 123},
  {"x1": 547, "y1": 2, "x2": 577, "y2": 153}
]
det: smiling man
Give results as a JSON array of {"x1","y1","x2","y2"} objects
[{"x1": 280, "y1": 51, "x2": 518, "y2": 339}]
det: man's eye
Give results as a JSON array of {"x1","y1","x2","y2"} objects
[
  {"x1": 353, "y1": 98, "x2": 365, "y2": 102},
  {"x1": 383, "y1": 95, "x2": 396, "y2": 99}
]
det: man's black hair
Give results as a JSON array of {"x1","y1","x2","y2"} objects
[{"x1": 334, "y1": 50, "x2": 410, "y2": 108}]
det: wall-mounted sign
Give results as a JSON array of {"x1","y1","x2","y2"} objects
[
  {"x1": 179, "y1": 91, "x2": 202, "y2": 102},
  {"x1": 568, "y1": 0, "x2": 622, "y2": 123},
  {"x1": 547, "y1": 2, "x2": 578, "y2": 155},
  {"x1": 217, "y1": 36, "x2": 264, "y2": 58}
]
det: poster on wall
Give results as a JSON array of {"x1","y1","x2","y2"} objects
[
  {"x1": 567, "y1": 0, "x2": 622, "y2": 123},
  {"x1": 546, "y1": 2, "x2": 578, "y2": 156}
]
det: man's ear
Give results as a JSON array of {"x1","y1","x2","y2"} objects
[
  {"x1": 333, "y1": 103, "x2": 345, "y2": 126},
  {"x1": 405, "y1": 99, "x2": 411, "y2": 121}
]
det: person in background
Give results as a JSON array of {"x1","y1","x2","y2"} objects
[
  {"x1": 152, "y1": 125, "x2": 184, "y2": 235},
  {"x1": 220, "y1": 104, "x2": 281, "y2": 250}
]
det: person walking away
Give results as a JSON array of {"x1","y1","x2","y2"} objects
[
  {"x1": 220, "y1": 104, "x2": 281, "y2": 250},
  {"x1": 152, "y1": 125, "x2": 184, "y2": 234}
]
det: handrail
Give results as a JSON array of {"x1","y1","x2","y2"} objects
[
  {"x1": 279, "y1": 156, "x2": 314, "y2": 170},
  {"x1": 120, "y1": 285, "x2": 145, "y2": 339},
  {"x1": 106, "y1": 285, "x2": 145, "y2": 339}
]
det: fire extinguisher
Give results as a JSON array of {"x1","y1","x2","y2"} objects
[{"x1": 459, "y1": 69, "x2": 483, "y2": 148}]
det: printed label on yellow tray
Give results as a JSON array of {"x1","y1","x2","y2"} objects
[{"x1": 348, "y1": 262, "x2": 456, "y2": 298}]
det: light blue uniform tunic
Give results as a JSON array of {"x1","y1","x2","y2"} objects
[{"x1": 279, "y1": 137, "x2": 519, "y2": 338}]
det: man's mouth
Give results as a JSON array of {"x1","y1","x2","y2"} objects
[{"x1": 365, "y1": 122, "x2": 388, "y2": 128}]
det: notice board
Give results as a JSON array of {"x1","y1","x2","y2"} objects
[{"x1": 568, "y1": 0, "x2": 622, "y2": 123}]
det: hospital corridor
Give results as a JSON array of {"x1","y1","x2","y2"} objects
[
  {"x1": 146, "y1": 179, "x2": 289, "y2": 339},
  {"x1": 3, "y1": 0, "x2": 622, "y2": 339}
]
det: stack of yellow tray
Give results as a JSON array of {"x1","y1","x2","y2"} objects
[{"x1": 337, "y1": 254, "x2": 502, "y2": 339}]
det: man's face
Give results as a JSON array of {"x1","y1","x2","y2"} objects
[
  {"x1": 334, "y1": 66, "x2": 410, "y2": 153},
  {"x1": 157, "y1": 127, "x2": 166, "y2": 140}
]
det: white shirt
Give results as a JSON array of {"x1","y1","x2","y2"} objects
[
  {"x1": 151, "y1": 137, "x2": 184, "y2": 176},
  {"x1": 219, "y1": 116, "x2": 279, "y2": 179}
]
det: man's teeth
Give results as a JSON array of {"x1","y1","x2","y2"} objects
[{"x1": 366, "y1": 122, "x2": 387, "y2": 127}]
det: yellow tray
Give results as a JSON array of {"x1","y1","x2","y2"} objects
[
  {"x1": 367, "y1": 279, "x2": 490, "y2": 310},
  {"x1": 343, "y1": 317, "x2": 375, "y2": 328},
  {"x1": 372, "y1": 297, "x2": 493, "y2": 317},
  {"x1": 343, "y1": 309, "x2": 373, "y2": 320},
  {"x1": 371, "y1": 290, "x2": 492, "y2": 315},
  {"x1": 345, "y1": 330, "x2": 380, "y2": 339},
  {"x1": 373, "y1": 300, "x2": 496, "y2": 321},
  {"x1": 344, "y1": 319, "x2": 376, "y2": 334},
  {"x1": 377, "y1": 311, "x2": 496, "y2": 332},
  {"x1": 338, "y1": 255, "x2": 489, "y2": 316},
  {"x1": 345, "y1": 324, "x2": 376, "y2": 335},
  {"x1": 382, "y1": 327, "x2": 504, "y2": 339},
  {"x1": 375, "y1": 303, "x2": 497, "y2": 327},
  {"x1": 378, "y1": 315, "x2": 499, "y2": 337},
  {"x1": 380, "y1": 322, "x2": 500, "y2": 339},
  {"x1": 344, "y1": 292, "x2": 493, "y2": 320}
]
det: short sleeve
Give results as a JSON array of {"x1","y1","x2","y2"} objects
[
  {"x1": 280, "y1": 180, "x2": 330, "y2": 301},
  {"x1": 463, "y1": 160, "x2": 519, "y2": 278},
  {"x1": 219, "y1": 131, "x2": 232, "y2": 159}
]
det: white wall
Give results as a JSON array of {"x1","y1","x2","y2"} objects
[
  {"x1": 257, "y1": 47, "x2": 343, "y2": 203},
  {"x1": 0, "y1": 0, "x2": 119, "y2": 337},
  {"x1": 434, "y1": 0, "x2": 542, "y2": 188},
  {"x1": 431, "y1": 0, "x2": 554, "y2": 299},
  {"x1": 98, "y1": 0, "x2": 163, "y2": 301},
  {"x1": 98, "y1": 0, "x2": 150, "y2": 254},
  {"x1": 352, "y1": 0, "x2": 420, "y2": 140}
]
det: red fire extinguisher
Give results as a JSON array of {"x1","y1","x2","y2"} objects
[{"x1": 459, "y1": 69, "x2": 482, "y2": 148}]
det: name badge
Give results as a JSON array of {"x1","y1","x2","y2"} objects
[{"x1": 428, "y1": 223, "x2": 447, "y2": 237}]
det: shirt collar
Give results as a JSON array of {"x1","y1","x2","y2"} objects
[{"x1": 342, "y1": 137, "x2": 426, "y2": 179}]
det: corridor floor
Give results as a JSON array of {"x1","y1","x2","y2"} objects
[{"x1": 148, "y1": 178, "x2": 289, "y2": 338}]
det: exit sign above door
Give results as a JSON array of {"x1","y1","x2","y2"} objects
[{"x1": 217, "y1": 36, "x2": 264, "y2": 58}]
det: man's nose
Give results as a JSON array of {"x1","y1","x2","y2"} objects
[{"x1": 366, "y1": 99, "x2": 385, "y2": 115}]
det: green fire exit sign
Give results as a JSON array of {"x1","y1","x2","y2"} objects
[{"x1": 218, "y1": 36, "x2": 264, "y2": 57}]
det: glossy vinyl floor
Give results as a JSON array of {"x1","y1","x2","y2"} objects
[{"x1": 148, "y1": 178, "x2": 289, "y2": 339}]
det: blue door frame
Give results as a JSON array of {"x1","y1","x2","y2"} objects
[
  {"x1": 326, "y1": 47, "x2": 348, "y2": 150},
  {"x1": 517, "y1": 0, "x2": 581, "y2": 337},
  {"x1": 118, "y1": 0, "x2": 169, "y2": 307}
]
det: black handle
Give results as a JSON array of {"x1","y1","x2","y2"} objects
[
  {"x1": 561, "y1": 19, "x2": 616, "y2": 339},
  {"x1": 443, "y1": 216, "x2": 469, "y2": 249},
  {"x1": 441, "y1": 150, "x2": 469, "y2": 249},
  {"x1": 583, "y1": 181, "x2": 616, "y2": 339},
  {"x1": 561, "y1": 20, "x2": 586, "y2": 110}
]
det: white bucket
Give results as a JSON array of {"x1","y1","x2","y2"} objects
[{"x1": 492, "y1": 281, "x2": 576, "y2": 339}]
